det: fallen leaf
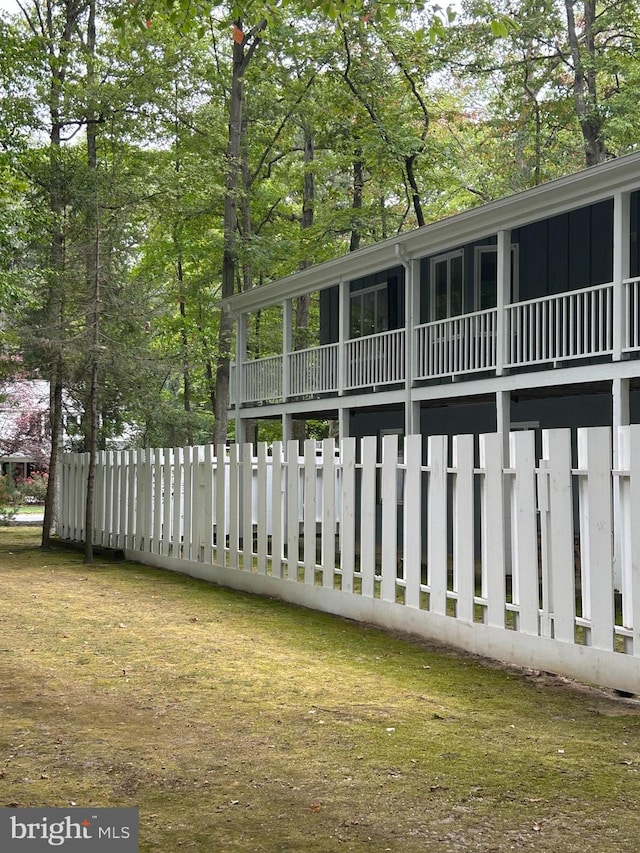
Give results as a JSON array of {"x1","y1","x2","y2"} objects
[{"x1": 310, "y1": 803, "x2": 321, "y2": 812}]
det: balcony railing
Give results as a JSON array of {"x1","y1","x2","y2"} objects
[
  {"x1": 289, "y1": 343, "x2": 339, "y2": 396},
  {"x1": 237, "y1": 280, "x2": 635, "y2": 406},
  {"x1": 624, "y1": 276, "x2": 640, "y2": 352},
  {"x1": 243, "y1": 354, "x2": 283, "y2": 404},
  {"x1": 345, "y1": 328, "x2": 405, "y2": 390},
  {"x1": 505, "y1": 282, "x2": 613, "y2": 367},
  {"x1": 415, "y1": 308, "x2": 497, "y2": 380}
]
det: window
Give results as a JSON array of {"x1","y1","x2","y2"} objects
[
  {"x1": 474, "y1": 245, "x2": 519, "y2": 310},
  {"x1": 431, "y1": 250, "x2": 464, "y2": 320},
  {"x1": 350, "y1": 282, "x2": 389, "y2": 337}
]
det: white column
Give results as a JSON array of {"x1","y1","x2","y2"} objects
[
  {"x1": 233, "y1": 312, "x2": 247, "y2": 448},
  {"x1": 338, "y1": 406, "x2": 350, "y2": 440},
  {"x1": 496, "y1": 230, "x2": 511, "y2": 376},
  {"x1": 338, "y1": 276, "x2": 347, "y2": 396},
  {"x1": 283, "y1": 298, "x2": 292, "y2": 399},
  {"x1": 282, "y1": 413, "x2": 293, "y2": 445},
  {"x1": 613, "y1": 191, "x2": 630, "y2": 361}
]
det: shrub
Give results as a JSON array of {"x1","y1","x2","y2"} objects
[
  {"x1": 0, "y1": 475, "x2": 19, "y2": 523},
  {"x1": 16, "y1": 470, "x2": 48, "y2": 504}
]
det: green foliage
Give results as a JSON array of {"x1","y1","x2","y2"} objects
[{"x1": 0, "y1": 475, "x2": 19, "y2": 523}]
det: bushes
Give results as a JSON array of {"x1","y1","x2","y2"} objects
[
  {"x1": 0, "y1": 471, "x2": 47, "y2": 522},
  {"x1": 17, "y1": 470, "x2": 48, "y2": 504},
  {"x1": 0, "y1": 475, "x2": 19, "y2": 523}
]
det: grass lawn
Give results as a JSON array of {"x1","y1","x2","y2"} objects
[{"x1": 1, "y1": 527, "x2": 639, "y2": 852}]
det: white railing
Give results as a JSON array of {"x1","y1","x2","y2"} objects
[
  {"x1": 345, "y1": 328, "x2": 405, "y2": 389},
  {"x1": 505, "y1": 282, "x2": 613, "y2": 367},
  {"x1": 414, "y1": 308, "x2": 497, "y2": 379},
  {"x1": 237, "y1": 281, "x2": 630, "y2": 403},
  {"x1": 60, "y1": 427, "x2": 640, "y2": 695},
  {"x1": 623, "y1": 276, "x2": 640, "y2": 352},
  {"x1": 242, "y1": 354, "x2": 283, "y2": 403},
  {"x1": 288, "y1": 343, "x2": 339, "y2": 397}
]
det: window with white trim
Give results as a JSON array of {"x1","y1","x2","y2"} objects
[
  {"x1": 350, "y1": 282, "x2": 389, "y2": 337},
  {"x1": 430, "y1": 250, "x2": 464, "y2": 320}
]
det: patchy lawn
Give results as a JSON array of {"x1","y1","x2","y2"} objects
[{"x1": 1, "y1": 527, "x2": 639, "y2": 852}]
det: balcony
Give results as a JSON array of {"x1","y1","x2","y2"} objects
[{"x1": 234, "y1": 278, "x2": 640, "y2": 407}]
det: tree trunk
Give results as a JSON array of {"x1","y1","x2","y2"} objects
[
  {"x1": 292, "y1": 124, "x2": 315, "y2": 445},
  {"x1": 83, "y1": 0, "x2": 99, "y2": 564},
  {"x1": 40, "y1": 0, "x2": 80, "y2": 547},
  {"x1": 213, "y1": 20, "x2": 266, "y2": 446},
  {"x1": 564, "y1": 0, "x2": 607, "y2": 166},
  {"x1": 350, "y1": 150, "x2": 364, "y2": 252}
]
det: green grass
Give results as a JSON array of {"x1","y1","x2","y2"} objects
[{"x1": 1, "y1": 528, "x2": 639, "y2": 852}]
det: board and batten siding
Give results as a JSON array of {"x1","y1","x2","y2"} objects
[{"x1": 60, "y1": 427, "x2": 640, "y2": 694}]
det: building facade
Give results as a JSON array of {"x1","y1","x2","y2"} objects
[{"x1": 223, "y1": 153, "x2": 640, "y2": 453}]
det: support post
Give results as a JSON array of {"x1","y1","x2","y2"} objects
[
  {"x1": 612, "y1": 191, "x2": 630, "y2": 361},
  {"x1": 496, "y1": 229, "x2": 511, "y2": 376}
]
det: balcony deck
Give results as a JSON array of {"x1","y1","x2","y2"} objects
[{"x1": 235, "y1": 277, "x2": 640, "y2": 407}]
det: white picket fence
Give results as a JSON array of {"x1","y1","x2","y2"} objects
[{"x1": 59, "y1": 427, "x2": 640, "y2": 694}]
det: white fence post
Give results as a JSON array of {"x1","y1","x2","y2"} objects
[
  {"x1": 404, "y1": 433, "x2": 423, "y2": 610},
  {"x1": 381, "y1": 433, "x2": 399, "y2": 603},
  {"x1": 286, "y1": 439, "x2": 300, "y2": 582},
  {"x1": 452, "y1": 434, "x2": 475, "y2": 623},
  {"x1": 427, "y1": 434, "x2": 448, "y2": 615},
  {"x1": 303, "y1": 440, "x2": 317, "y2": 586},
  {"x1": 360, "y1": 436, "x2": 377, "y2": 598},
  {"x1": 509, "y1": 430, "x2": 539, "y2": 635},
  {"x1": 271, "y1": 442, "x2": 284, "y2": 578},
  {"x1": 228, "y1": 444, "x2": 240, "y2": 568},
  {"x1": 480, "y1": 432, "x2": 506, "y2": 628},
  {"x1": 340, "y1": 438, "x2": 357, "y2": 594},
  {"x1": 540, "y1": 429, "x2": 575, "y2": 643},
  {"x1": 257, "y1": 443, "x2": 268, "y2": 575},
  {"x1": 617, "y1": 425, "x2": 640, "y2": 651},
  {"x1": 321, "y1": 438, "x2": 336, "y2": 590},
  {"x1": 577, "y1": 427, "x2": 614, "y2": 650}
]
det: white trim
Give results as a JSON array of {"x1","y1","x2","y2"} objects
[{"x1": 430, "y1": 248, "x2": 464, "y2": 320}]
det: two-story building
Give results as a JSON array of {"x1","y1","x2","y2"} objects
[{"x1": 223, "y1": 152, "x2": 640, "y2": 454}]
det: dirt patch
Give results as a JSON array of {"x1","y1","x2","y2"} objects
[{"x1": 1, "y1": 527, "x2": 639, "y2": 852}]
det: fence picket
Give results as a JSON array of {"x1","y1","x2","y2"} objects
[
  {"x1": 340, "y1": 438, "x2": 356, "y2": 594},
  {"x1": 404, "y1": 434, "x2": 422, "y2": 610},
  {"x1": 509, "y1": 431, "x2": 539, "y2": 635},
  {"x1": 257, "y1": 443, "x2": 268, "y2": 575},
  {"x1": 271, "y1": 442, "x2": 284, "y2": 578},
  {"x1": 453, "y1": 434, "x2": 475, "y2": 623},
  {"x1": 360, "y1": 436, "x2": 377, "y2": 598},
  {"x1": 228, "y1": 444, "x2": 240, "y2": 568},
  {"x1": 427, "y1": 434, "x2": 448, "y2": 615},
  {"x1": 321, "y1": 438, "x2": 336, "y2": 589},
  {"x1": 286, "y1": 440, "x2": 300, "y2": 582},
  {"x1": 617, "y1": 425, "x2": 640, "y2": 650},
  {"x1": 542, "y1": 429, "x2": 575, "y2": 643},
  {"x1": 480, "y1": 433, "x2": 506, "y2": 628},
  {"x1": 303, "y1": 440, "x2": 317, "y2": 586},
  {"x1": 381, "y1": 434, "x2": 399, "y2": 603},
  {"x1": 577, "y1": 427, "x2": 614, "y2": 650},
  {"x1": 242, "y1": 444, "x2": 254, "y2": 571}
]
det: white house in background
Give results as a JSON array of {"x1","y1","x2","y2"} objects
[
  {"x1": 222, "y1": 152, "x2": 640, "y2": 451},
  {"x1": 0, "y1": 378, "x2": 51, "y2": 478}
]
